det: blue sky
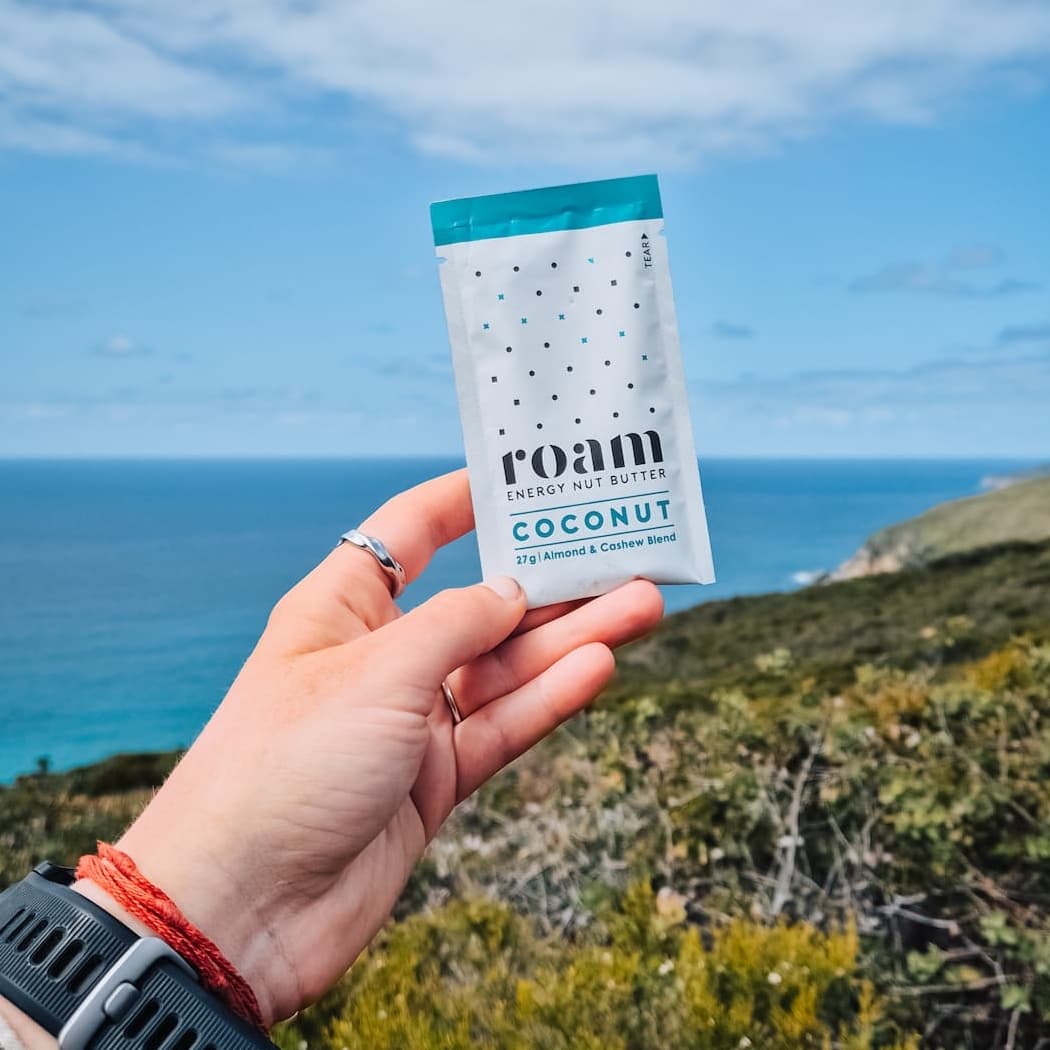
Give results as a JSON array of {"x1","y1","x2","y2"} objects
[{"x1": 1, "y1": 0, "x2": 1048, "y2": 457}]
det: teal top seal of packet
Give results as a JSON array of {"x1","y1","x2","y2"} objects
[{"x1": 431, "y1": 174, "x2": 715, "y2": 607}]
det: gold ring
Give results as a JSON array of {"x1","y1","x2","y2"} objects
[{"x1": 441, "y1": 679, "x2": 463, "y2": 725}]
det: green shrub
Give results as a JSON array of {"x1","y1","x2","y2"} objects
[
  {"x1": 7, "y1": 544, "x2": 1050, "y2": 1046},
  {"x1": 273, "y1": 885, "x2": 917, "y2": 1050}
]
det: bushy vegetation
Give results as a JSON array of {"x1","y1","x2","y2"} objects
[
  {"x1": 271, "y1": 888, "x2": 915, "y2": 1050},
  {"x1": 611, "y1": 539, "x2": 1050, "y2": 703},
  {"x1": 4, "y1": 541, "x2": 1050, "y2": 1047},
  {"x1": 0, "y1": 750, "x2": 180, "y2": 887}
]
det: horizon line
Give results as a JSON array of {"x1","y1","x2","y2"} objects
[{"x1": 0, "y1": 453, "x2": 1044, "y2": 464}]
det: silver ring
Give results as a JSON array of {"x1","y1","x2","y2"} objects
[
  {"x1": 337, "y1": 529, "x2": 406, "y2": 599},
  {"x1": 441, "y1": 679, "x2": 463, "y2": 725}
]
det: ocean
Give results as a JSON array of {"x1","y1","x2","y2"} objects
[{"x1": 0, "y1": 457, "x2": 1034, "y2": 782}]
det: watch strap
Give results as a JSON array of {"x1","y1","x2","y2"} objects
[{"x1": 0, "y1": 865, "x2": 274, "y2": 1050}]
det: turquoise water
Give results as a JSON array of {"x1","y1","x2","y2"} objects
[{"x1": 0, "y1": 457, "x2": 1033, "y2": 781}]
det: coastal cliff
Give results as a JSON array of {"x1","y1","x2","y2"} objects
[{"x1": 831, "y1": 473, "x2": 1050, "y2": 581}]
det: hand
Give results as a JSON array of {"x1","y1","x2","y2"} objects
[{"x1": 94, "y1": 469, "x2": 663, "y2": 1026}]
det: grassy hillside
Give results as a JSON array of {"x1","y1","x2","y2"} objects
[
  {"x1": 834, "y1": 475, "x2": 1050, "y2": 579},
  {"x1": 4, "y1": 541, "x2": 1050, "y2": 1048},
  {"x1": 616, "y1": 539, "x2": 1050, "y2": 702}
]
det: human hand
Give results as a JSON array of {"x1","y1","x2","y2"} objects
[{"x1": 91, "y1": 469, "x2": 662, "y2": 1026}]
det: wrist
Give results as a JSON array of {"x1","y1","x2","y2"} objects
[
  {"x1": 0, "y1": 996, "x2": 55, "y2": 1050},
  {"x1": 77, "y1": 837, "x2": 290, "y2": 1029},
  {"x1": 70, "y1": 879, "x2": 153, "y2": 939}
]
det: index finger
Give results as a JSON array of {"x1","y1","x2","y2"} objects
[
  {"x1": 267, "y1": 468, "x2": 476, "y2": 648},
  {"x1": 358, "y1": 467, "x2": 474, "y2": 584}
]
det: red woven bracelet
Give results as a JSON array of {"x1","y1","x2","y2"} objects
[{"x1": 76, "y1": 842, "x2": 266, "y2": 1032}]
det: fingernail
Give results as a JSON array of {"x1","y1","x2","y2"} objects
[{"x1": 486, "y1": 575, "x2": 522, "y2": 601}]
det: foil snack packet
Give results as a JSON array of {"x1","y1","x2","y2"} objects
[{"x1": 431, "y1": 174, "x2": 714, "y2": 607}]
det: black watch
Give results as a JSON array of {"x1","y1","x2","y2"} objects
[{"x1": 0, "y1": 863, "x2": 275, "y2": 1050}]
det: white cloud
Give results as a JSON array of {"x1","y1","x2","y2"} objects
[
  {"x1": 699, "y1": 348, "x2": 1050, "y2": 429},
  {"x1": 206, "y1": 139, "x2": 331, "y2": 173},
  {"x1": 15, "y1": 401, "x2": 71, "y2": 419},
  {"x1": 711, "y1": 320, "x2": 755, "y2": 340},
  {"x1": 93, "y1": 333, "x2": 150, "y2": 357},
  {"x1": 688, "y1": 347, "x2": 1050, "y2": 454},
  {"x1": 849, "y1": 244, "x2": 1041, "y2": 298},
  {"x1": 944, "y1": 243, "x2": 1005, "y2": 269},
  {"x1": 997, "y1": 321, "x2": 1050, "y2": 345},
  {"x1": 0, "y1": 384, "x2": 325, "y2": 419},
  {"x1": 1, "y1": 0, "x2": 1049, "y2": 165},
  {"x1": 849, "y1": 262, "x2": 1039, "y2": 298},
  {"x1": 0, "y1": 111, "x2": 123, "y2": 157}
]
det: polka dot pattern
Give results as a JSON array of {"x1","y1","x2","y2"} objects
[{"x1": 448, "y1": 222, "x2": 666, "y2": 445}]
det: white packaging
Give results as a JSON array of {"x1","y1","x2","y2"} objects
[{"x1": 431, "y1": 174, "x2": 714, "y2": 607}]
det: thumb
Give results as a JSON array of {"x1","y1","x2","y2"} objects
[{"x1": 371, "y1": 576, "x2": 527, "y2": 686}]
